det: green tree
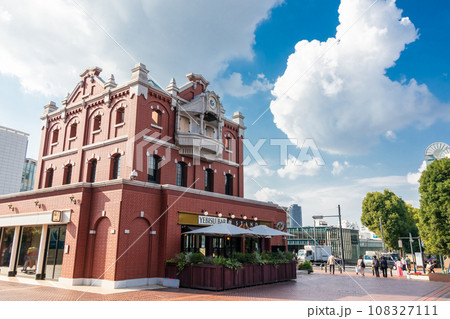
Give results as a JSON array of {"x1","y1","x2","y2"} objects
[
  {"x1": 418, "y1": 158, "x2": 450, "y2": 255},
  {"x1": 361, "y1": 189, "x2": 416, "y2": 250}
]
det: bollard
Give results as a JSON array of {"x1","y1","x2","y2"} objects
[
  {"x1": 390, "y1": 268, "x2": 393, "y2": 277},
  {"x1": 324, "y1": 265, "x2": 327, "y2": 273},
  {"x1": 339, "y1": 265, "x2": 342, "y2": 273}
]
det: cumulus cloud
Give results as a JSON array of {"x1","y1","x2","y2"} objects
[
  {"x1": 406, "y1": 160, "x2": 427, "y2": 185},
  {"x1": 245, "y1": 163, "x2": 275, "y2": 178},
  {"x1": 0, "y1": 0, "x2": 281, "y2": 96},
  {"x1": 331, "y1": 160, "x2": 349, "y2": 175},
  {"x1": 254, "y1": 187, "x2": 295, "y2": 206},
  {"x1": 277, "y1": 155, "x2": 322, "y2": 179},
  {"x1": 270, "y1": 0, "x2": 448, "y2": 155},
  {"x1": 217, "y1": 73, "x2": 273, "y2": 97}
]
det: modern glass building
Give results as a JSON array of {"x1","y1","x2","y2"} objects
[
  {"x1": 0, "y1": 126, "x2": 29, "y2": 195},
  {"x1": 287, "y1": 204, "x2": 302, "y2": 227},
  {"x1": 287, "y1": 226, "x2": 360, "y2": 264},
  {"x1": 21, "y1": 158, "x2": 37, "y2": 192}
]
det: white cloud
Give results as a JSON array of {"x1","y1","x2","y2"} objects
[
  {"x1": 270, "y1": 0, "x2": 448, "y2": 155},
  {"x1": 277, "y1": 155, "x2": 322, "y2": 179},
  {"x1": 245, "y1": 163, "x2": 275, "y2": 178},
  {"x1": 406, "y1": 160, "x2": 427, "y2": 185},
  {"x1": 0, "y1": 0, "x2": 281, "y2": 96},
  {"x1": 0, "y1": 7, "x2": 11, "y2": 22},
  {"x1": 249, "y1": 172, "x2": 420, "y2": 226},
  {"x1": 385, "y1": 130, "x2": 396, "y2": 141},
  {"x1": 331, "y1": 160, "x2": 349, "y2": 175},
  {"x1": 254, "y1": 187, "x2": 295, "y2": 207},
  {"x1": 217, "y1": 72, "x2": 273, "y2": 97}
]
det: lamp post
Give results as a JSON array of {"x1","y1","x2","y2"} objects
[{"x1": 312, "y1": 204, "x2": 346, "y2": 271}]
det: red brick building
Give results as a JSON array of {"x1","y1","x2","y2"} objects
[{"x1": 0, "y1": 63, "x2": 286, "y2": 288}]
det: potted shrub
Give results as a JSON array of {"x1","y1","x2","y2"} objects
[{"x1": 298, "y1": 260, "x2": 313, "y2": 274}]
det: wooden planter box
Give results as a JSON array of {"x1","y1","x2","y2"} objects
[
  {"x1": 165, "y1": 261, "x2": 297, "y2": 291},
  {"x1": 190, "y1": 264, "x2": 223, "y2": 291},
  {"x1": 429, "y1": 273, "x2": 450, "y2": 282},
  {"x1": 165, "y1": 262, "x2": 178, "y2": 279}
]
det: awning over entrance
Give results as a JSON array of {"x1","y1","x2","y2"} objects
[{"x1": 0, "y1": 210, "x2": 71, "y2": 227}]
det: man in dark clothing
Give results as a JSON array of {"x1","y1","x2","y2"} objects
[
  {"x1": 373, "y1": 256, "x2": 380, "y2": 277},
  {"x1": 380, "y1": 256, "x2": 388, "y2": 277}
]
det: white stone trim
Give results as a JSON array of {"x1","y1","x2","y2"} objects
[
  {"x1": 0, "y1": 210, "x2": 72, "y2": 227},
  {"x1": 150, "y1": 124, "x2": 163, "y2": 130},
  {"x1": 58, "y1": 277, "x2": 179, "y2": 289},
  {"x1": 143, "y1": 135, "x2": 178, "y2": 149},
  {"x1": 42, "y1": 149, "x2": 78, "y2": 161},
  {"x1": 82, "y1": 135, "x2": 128, "y2": 151}
]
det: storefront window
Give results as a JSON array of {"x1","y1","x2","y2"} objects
[
  {"x1": 0, "y1": 227, "x2": 15, "y2": 275},
  {"x1": 16, "y1": 226, "x2": 42, "y2": 277}
]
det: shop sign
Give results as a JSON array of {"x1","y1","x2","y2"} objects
[
  {"x1": 198, "y1": 216, "x2": 227, "y2": 226},
  {"x1": 229, "y1": 219, "x2": 260, "y2": 228}
]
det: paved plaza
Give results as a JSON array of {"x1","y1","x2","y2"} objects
[{"x1": 0, "y1": 269, "x2": 448, "y2": 301}]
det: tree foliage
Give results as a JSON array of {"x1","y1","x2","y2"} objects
[
  {"x1": 361, "y1": 189, "x2": 417, "y2": 250},
  {"x1": 418, "y1": 158, "x2": 450, "y2": 255}
]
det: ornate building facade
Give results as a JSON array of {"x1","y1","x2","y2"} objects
[{"x1": 0, "y1": 63, "x2": 285, "y2": 288}]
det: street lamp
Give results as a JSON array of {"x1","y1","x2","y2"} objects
[{"x1": 312, "y1": 205, "x2": 346, "y2": 271}]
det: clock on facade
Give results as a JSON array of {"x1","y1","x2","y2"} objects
[
  {"x1": 208, "y1": 96, "x2": 217, "y2": 109},
  {"x1": 52, "y1": 210, "x2": 62, "y2": 222}
]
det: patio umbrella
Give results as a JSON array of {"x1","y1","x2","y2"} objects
[
  {"x1": 250, "y1": 225, "x2": 295, "y2": 237},
  {"x1": 182, "y1": 222, "x2": 255, "y2": 236}
]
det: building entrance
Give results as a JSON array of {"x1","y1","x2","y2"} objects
[{"x1": 44, "y1": 225, "x2": 66, "y2": 280}]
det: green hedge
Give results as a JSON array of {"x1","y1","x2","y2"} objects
[{"x1": 167, "y1": 251, "x2": 295, "y2": 272}]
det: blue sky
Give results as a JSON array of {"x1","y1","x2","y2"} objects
[{"x1": 0, "y1": 0, "x2": 449, "y2": 226}]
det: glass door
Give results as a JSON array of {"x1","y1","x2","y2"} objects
[
  {"x1": 45, "y1": 226, "x2": 66, "y2": 280},
  {"x1": 0, "y1": 227, "x2": 15, "y2": 275}
]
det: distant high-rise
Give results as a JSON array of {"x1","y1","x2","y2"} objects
[
  {"x1": 21, "y1": 158, "x2": 37, "y2": 192},
  {"x1": 0, "y1": 126, "x2": 29, "y2": 195},
  {"x1": 288, "y1": 204, "x2": 302, "y2": 227}
]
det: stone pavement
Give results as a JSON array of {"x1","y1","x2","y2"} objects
[{"x1": 0, "y1": 270, "x2": 448, "y2": 301}]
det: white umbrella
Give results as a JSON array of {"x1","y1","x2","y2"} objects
[
  {"x1": 183, "y1": 222, "x2": 255, "y2": 237},
  {"x1": 250, "y1": 225, "x2": 295, "y2": 237}
]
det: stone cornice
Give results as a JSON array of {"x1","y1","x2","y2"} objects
[
  {"x1": 0, "y1": 179, "x2": 282, "y2": 211},
  {"x1": 42, "y1": 149, "x2": 78, "y2": 161},
  {"x1": 82, "y1": 135, "x2": 128, "y2": 151}
]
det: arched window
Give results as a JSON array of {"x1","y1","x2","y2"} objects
[
  {"x1": 88, "y1": 159, "x2": 97, "y2": 183},
  {"x1": 64, "y1": 165, "x2": 72, "y2": 185},
  {"x1": 111, "y1": 154, "x2": 121, "y2": 179},
  {"x1": 116, "y1": 108, "x2": 125, "y2": 125},
  {"x1": 147, "y1": 155, "x2": 161, "y2": 183},
  {"x1": 225, "y1": 174, "x2": 233, "y2": 196},
  {"x1": 224, "y1": 137, "x2": 232, "y2": 151},
  {"x1": 152, "y1": 110, "x2": 161, "y2": 126},
  {"x1": 69, "y1": 123, "x2": 77, "y2": 138},
  {"x1": 205, "y1": 169, "x2": 214, "y2": 192},
  {"x1": 46, "y1": 168, "x2": 54, "y2": 188},
  {"x1": 176, "y1": 162, "x2": 187, "y2": 187},
  {"x1": 93, "y1": 115, "x2": 102, "y2": 131},
  {"x1": 52, "y1": 129, "x2": 59, "y2": 144}
]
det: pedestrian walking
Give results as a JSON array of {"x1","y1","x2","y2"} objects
[
  {"x1": 405, "y1": 256, "x2": 411, "y2": 272},
  {"x1": 357, "y1": 255, "x2": 365, "y2": 277},
  {"x1": 380, "y1": 256, "x2": 388, "y2": 277},
  {"x1": 327, "y1": 253, "x2": 336, "y2": 275},
  {"x1": 395, "y1": 259, "x2": 404, "y2": 277},
  {"x1": 373, "y1": 256, "x2": 380, "y2": 277}
]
